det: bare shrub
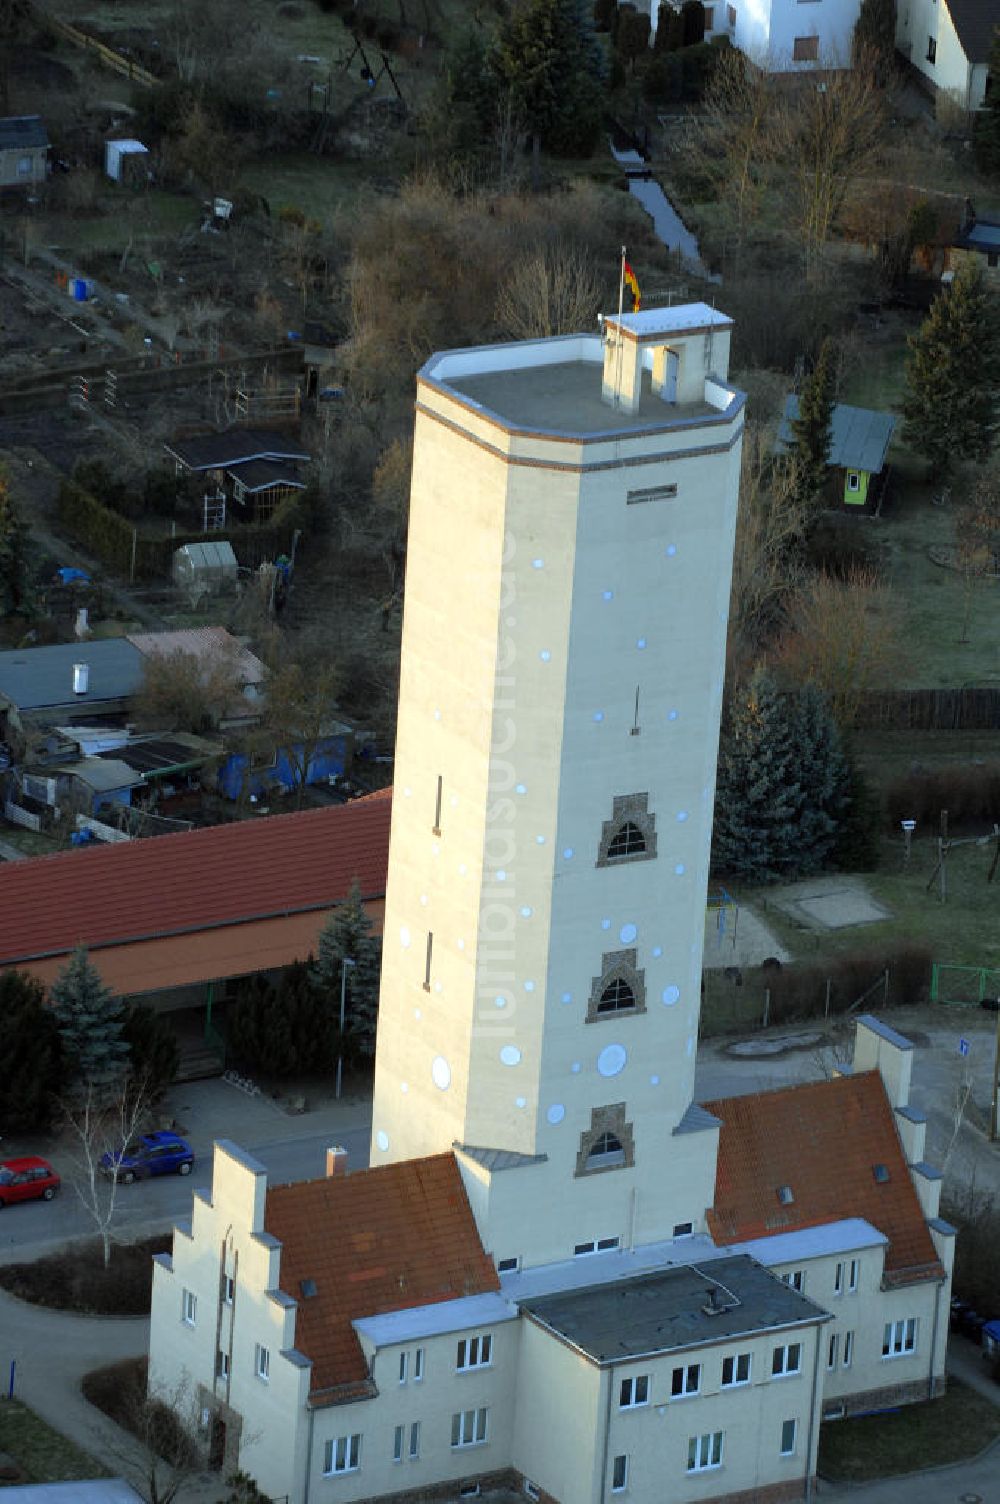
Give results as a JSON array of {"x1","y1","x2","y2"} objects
[{"x1": 495, "y1": 242, "x2": 601, "y2": 339}]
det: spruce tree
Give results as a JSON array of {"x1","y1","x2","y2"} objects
[
  {"x1": 312, "y1": 879, "x2": 382, "y2": 1060},
  {"x1": 788, "y1": 338, "x2": 836, "y2": 514},
  {"x1": 902, "y1": 260, "x2": 1000, "y2": 479},
  {"x1": 0, "y1": 471, "x2": 35, "y2": 617},
  {"x1": 852, "y1": 0, "x2": 896, "y2": 79},
  {"x1": 490, "y1": 0, "x2": 605, "y2": 160},
  {"x1": 974, "y1": 27, "x2": 1000, "y2": 175},
  {"x1": 712, "y1": 670, "x2": 805, "y2": 883},
  {"x1": 122, "y1": 1003, "x2": 180, "y2": 1101},
  {"x1": 0, "y1": 970, "x2": 63, "y2": 1130},
  {"x1": 50, "y1": 947, "x2": 129, "y2": 1103},
  {"x1": 788, "y1": 684, "x2": 849, "y2": 874}
]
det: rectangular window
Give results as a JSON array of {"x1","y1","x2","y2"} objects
[
  {"x1": 16, "y1": 156, "x2": 32, "y2": 178},
  {"x1": 704, "y1": 4, "x2": 714, "y2": 25},
  {"x1": 423, "y1": 931, "x2": 433, "y2": 991},
  {"x1": 393, "y1": 1425, "x2": 404, "y2": 1464},
  {"x1": 409, "y1": 1421, "x2": 420, "y2": 1460},
  {"x1": 255, "y1": 1343, "x2": 270, "y2": 1382},
  {"x1": 414, "y1": 1347, "x2": 424, "y2": 1381},
  {"x1": 883, "y1": 1318, "x2": 917, "y2": 1358},
  {"x1": 612, "y1": 1454, "x2": 628, "y2": 1493},
  {"x1": 324, "y1": 1435, "x2": 361, "y2": 1475},
  {"x1": 671, "y1": 1363, "x2": 700, "y2": 1398},
  {"x1": 927, "y1": 36, "x2": 937, "y2": 62},
  {"x1": 772, "y1": 1343, "x2": 802, "y2": 1378},
  {"x1": 721, "y1": 1352, "x2": 751, "y2": 1387},
  {"x1": 399, "y1": 1351, "x2": 408, "y2": 1384},
  {"x1": 433, "y1": 774, "x2": 443, "y2": 835},
  {"x1": 627, "y1": 483, "x2": 677, "y2": 505},
  {"x1": 843, "y1": 1331, "x2": 854, "y2": 1368},
  {"x1": 497, "y1": 1257, "x2": 520, "y2": 1274},
  {"x1": 848, "y1": 1259, "x2": 859, "y2": 1292},
  {"x1": 182, "y1": 1289, "x2": 197, "y2": 1326},
  {"x1": 793, "y1": 34, "x2": 819, "y2": 59},
  {"x1": 780, "y1": 1418, "x2": 798, "y2": 1457},
  {"x1": 673, "y1": 1221, "x2": 694, "y2": 1238},
  {"x1": 687, "y1": 1431, "x2": 724, "y2": 1472},
  {"x1": 827, "y1": 1333, "x2": 839, "y2": 1370},
  {"x1": 846, "y1": 471, "x2": 861, "y2": 493},
  {"x1": 781, "y1": 1270, "x2": 804, "y2": 1292},
  {"x1": 574, "y1": 1237, "x2": 620, "y2": 1256},
  {"x1": 456, "y1": 1334, "x2": 492, "y2": 1371},
  {"x1": 223, "y1": 1275, "x2": 234, "y2": 1305},
  {"x1": 727, "y1": 3, "x2": 736, "y2": 25},
  {"x1": 216, "y1": 1349, "x2": 230, "y2": 1381},
  {"x1": 451, "y1": 1407, "x2": 489, "y2": 1448},
  {"x1": 834, "y1": 1261, "x2": 843, "y2": 1295},
  {"x1": 619, "y1": 1374, "x2": 650, "y2": 1409}
]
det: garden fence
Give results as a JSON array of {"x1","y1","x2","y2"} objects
[{"x1": 930, "y1": 962, "x2": 1000, "y2": 1006}]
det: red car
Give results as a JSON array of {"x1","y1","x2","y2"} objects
[{"x1": 0, "y1": 1157, "x2": 60, "y2": 1207}]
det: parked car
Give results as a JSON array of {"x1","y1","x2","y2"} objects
[
  {"x1": 100, "y1": 1131, "x2": 194, "y2": 1184},
  {"x1": 0, "y1": 1157, "x2": 60, "y2": 1207}
]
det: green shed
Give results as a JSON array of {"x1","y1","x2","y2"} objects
[{"x1": 777, "y1": 397, "x2": 896, "y2": 512}]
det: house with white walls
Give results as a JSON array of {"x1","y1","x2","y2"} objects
[
  {"x1": 643, "y1": 0, "x2": 864, "y2": 68},
  {"x1": 149, "y1": 304, "x2": 953, "y2": 1503},
  {"x1": 896, "y1": 0, "x2": 996, "y2": 112}
]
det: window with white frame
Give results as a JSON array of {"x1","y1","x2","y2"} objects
[
  {"x1": 687, "y1": 1431, "x2": 723, "y2": 1472},
  {"x1": 399, "y1": 1351, "x2": 408, "y2": 1384},
  {"x1": 780, "y1": 1418, "x2": 798, "y2": 1457},
  {"x1": 574, "y1": 1236, "x2": 620, "y2": 1256},
  {"x1": 223, "y1": 1275, "x2": 234, "y2": 1305},
  {"x1": 409, "y1": 1422, "x2": 420, "y2": 1460},
  {"x1": 772, "y1": 1342, "x2": 802, "y2": 1378},
  {"x1": 612, "y1": 1454, "x2": 628, "y2": 1493},
  {"x1": 847, "y1": 471, "x2": 861, "y2": 493},
  {"x1": 671, "y1": 1363, "x2": 700, "y2": 1398},
  {"x1": 324, "y1": 1435, "x2": 361, "y2": 1475},
  {"x1": 721, "y1": 1352, "x2": 751, "y2": 1387},
  {"x1": 451, "y1": 1408, "x2": 488, "y2": 1448},
  {"x1": 456, "y1": 1334, "x2": 492, "y2": 1371},
  {"x1": 414, "y1": 1347, "x2": 424, "y2": 1381},
  {"x1": 497, "y1": 1257, "x2": 520, "y2": 1274},
  {"x1": 827, "y1": 1333, "x2": 839, "y2": 1370},
  {"x1": 619, "y1": 1374, "x2": 649, "y2": 1409},
  {"x1": 255, "y1": 1343, "x2": 270, "y2": 1381},
  {"x1": 780, "y1": 1270, "x2": 805, "y2": 1292},
  {"x1": 216, "y1": 1349, "x2": 230, "y2": 1381},
  {"x1": 673, "y1": 1221, "x2": 694, "y2": 1238},
  {"x1": 847, "y1": 1259, "x2": 859, "y2": 1292},
  {"x1": 835, "y1": 1258, "x2": 859, "y2": 1295},
  {"x1": 883, "y1": 1318, "x2": 917, "y2": 1358},
  {"x1": 16, "y1": 156, "x2": 32, "y2": 178},
  {"x1": 393, "y1": 1425, "x2": 404, "y2": 1464},
  {"x1": 843, "y1": 1331, "x2": 854, "y2": 1368},
  {"x1": 181, "y1": 1289, "x2": 197, "y2": 1326}
]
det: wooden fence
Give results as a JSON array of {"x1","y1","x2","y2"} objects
[
  {"x1": 854, "y1": 687, "x2": 1000, "y2": 732},
  {"x1": 30, "y1": 5, "x2": 160, "y2": 86}
]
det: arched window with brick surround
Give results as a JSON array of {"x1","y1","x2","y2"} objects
[
  {"x1": 587, "y1": 949, "x2": 646, "y2": 1023},
  {"x1": 575, "y1": 1104, "x2": 635, "y2": 1178},
  {"x1": 597, "y1": 793, "x2": 657, "y2": 868}
]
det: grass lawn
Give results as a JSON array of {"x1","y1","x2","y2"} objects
[
  {"x1": 817, "y1": 1378, "x2": 1000, "y2": 1481},
  {"x1": 0, "y1": 1398, "x2": 107, "y2": 1484}
]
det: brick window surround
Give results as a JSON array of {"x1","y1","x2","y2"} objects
[
  {"x1": 587, "y1": 949, "x2": 647, "y2": 1023},
  {"x1": 596, "y1": 793, "x2": 657, "y2": 867},
  {"x1": 575, "y1": 1104, "x2": 636, "y2": 1178}
]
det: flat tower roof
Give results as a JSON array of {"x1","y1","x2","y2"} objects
[{"x1": 449, "y1": 360, "x2": 719, "y2": 437}]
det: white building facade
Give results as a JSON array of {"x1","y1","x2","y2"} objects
[
  {"x1": 644, "y1": 0, "x2": 863, "y2": 68},
  {"x1": 896, "y1": 0, "x2": 993, "y2": 112}
]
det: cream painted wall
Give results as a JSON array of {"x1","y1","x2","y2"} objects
[{"x1": 897, "y1": 0, "x2": 986, "y2": 109}]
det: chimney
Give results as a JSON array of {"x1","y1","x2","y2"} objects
[
  {"x1": 72, "y1": 662, "x2": 90, "y2": 696},
  {"x1": 325, "y1": 1146, "x2": 348, "y2": 1178}
]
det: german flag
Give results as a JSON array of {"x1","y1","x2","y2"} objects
[{"x1": 623, "y1": 260, "x2": 641, "y2": 312}]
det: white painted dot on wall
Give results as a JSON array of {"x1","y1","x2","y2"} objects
[
  {"x1": 496, "y1": 869, "x2": 507, "y2": 882},
  {"x1": 602, "y1": 589, "x2": 614, "y2": 602},
  {"x1": 495, "y1": 995, "x2": 508, "y2": 1009},
  {"x1": 414, "y1": 1007, "x2": 422, "y2": 1021},
  {"x1": 662, "y1": 985, "x2": 681, "y2": 1006},
  {"x1": 601, "y1": 917, "x2": 611, "y2": 931},
  {"x1": 500, "y1": 1045, "x2": 522, "y2": 1067},
  {"x1": 419, "y1": 893, "x2": 428, "y2": 906},
  {"x1": 399, "y1": 926, "x2": 412, "y2": 949},
  {"x1": 636, "y1": 637, "x2": 647, "y2": 650},
  {"x1": 650, "y1": 1075, "x2": 661, "y2": 1086},
  {"x1": 677, "y1": 811, "x2": 689, "y2": 823},
  {"x1": 561, "y1": 992, "x2": 572, "y2": 1004},
  {"x1": 652, "y1": 946, "x2": 663, "y2": 958},
  {"x1": 403, "y1": 786, "x2": 412, "y2": 798},
  {"x1": 431, "y1": 842, "x2": 440, "y2": 858},
  {"x1": 547, "y1": 1104, "x2": 566, "y2": 1125},
  {"x1": 457, "y1": 938, "x2": 466, "y2": 951},
  {"x1": 433, "y1": 708, "x2": 442, "y2": 721},
  {"x1": 620, "y1": 922, "x2": 637, "y2": 945},
  {"x1": 592, "y1": 711, "x2": 605, "y2": 723},
  {"x1": 674, "y1": 863, "x2": 686, "y2": 876},
  {"x1": 401, "y1": 1082, "x2": 409, "y2": 1094},
  {"x1": 668, "y1": 709, "x2": 679, "y2": 721},
  {"x1": 459, "y1": 862, "x2": 468, "y2": 876},
  {"x1": 571, "y1": 1061, "x2": 582, "y2": 1074},
  {"x1": 520, "y1": 906, "x2": 533, "y2": 919},
  {"x1": 539, "y1": 650, "x2": 551, "y2": 663},
  {"x1": 532, "y1": 558, "x2": 544, "y2": 569},
  {"x1": 563, "y1": 847, "x2": 574, "y2": 860},
  {"x1": 515, "y1": 783, "x2": 527, "y2": 795},
  {"x1": 666, "y1": 544, "x2": 677, "y2": 557},
  {"x1": 431, "y1": 1056, "x2": 451, "y2": 1091},
  {"x1": 376, "y1": 1130, "x2": 389, "y2": 1152},
  {"x1": 515, "y1": 1096, "x2": 527, "y2": 1109},
  {"x1": 434, "y1": 981, "x2": 442, "y2": 994},
  {"x1": 524, "y1": 980, "x2": 535, "y2": 993},
  {"x1": 536, "y1": 834, "x2": 545, "y2": 845},
  {"x1": 597, "y1": 1043, "x2": 628, "y2": 1078},
  {"x1": 450, "y1": 794, "x2": 459, "y2": 808}
]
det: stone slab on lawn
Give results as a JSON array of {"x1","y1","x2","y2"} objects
[{"x1": 773, "y1": 877, "x2": 893, "y2": 931}]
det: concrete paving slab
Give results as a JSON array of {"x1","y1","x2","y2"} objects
[{"x1": 770, "y1": 876, "x2": 893, "y2": 931}]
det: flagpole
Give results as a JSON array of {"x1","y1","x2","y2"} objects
[{"x1": 614, "y1": 243, "x2": 626, "y2": 408}]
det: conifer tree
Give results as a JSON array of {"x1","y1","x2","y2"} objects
[
  {"x1": 788, "y1": 684, "x2": 849, "y2": 873},
  {"x1": 712, "y1": 670, "x2": 805, "y2": 883},
  {"x1": 0, "y1": 471, "x2": 35, "y2": 617},
  {"x1": 228, "y1": 963, "x2": 330, "y2": 1077},
  {"x1": 852, "y1": 0, "x2": 896, "y2": 79},
  {"x1": 902, "y1": 260, "x2": 1000, "y2": 479},
  {"x1": 974, "y1": 28, "x2": 1000, "y2": 175},
  {"x1": 0, "y1": 970, "x2": 63, "y2": 1130},
  {"x1": 313, "y1": 879, "x2": 382, "y2": 1059},
  {"x1": 50, "y1": 947, "x2": 129, "y2": 1103},
  {"x1": 491, "y1": 0, "x2": 605, "y2": 161},
  {"x1": 787, "y1": 338, "x2": 836, "y2": 514}
]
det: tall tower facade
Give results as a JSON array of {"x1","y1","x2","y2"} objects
[{"x1": 371, "y1": 307, "x2": 745, "y2": 1268}]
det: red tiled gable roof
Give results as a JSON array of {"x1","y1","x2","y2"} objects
[
  {"x1": 0, "y1": 789, "x2": 391, "y2": 967},
  {"x1": 703, "y1": 1072, "x2": 944, "y2": 1283},
  {"x1": 264, "y1": 1153, "x2": 499, "y2": 1400}
]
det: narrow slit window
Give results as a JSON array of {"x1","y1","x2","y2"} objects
[
  {"x1": 423, "y1": 932, "x2": 433, "y2": 991},
  {"x1": 433, "y1": 775, "x2": 443, "y2": 835}
]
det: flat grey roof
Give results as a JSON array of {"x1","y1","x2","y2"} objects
[
  {"x1": 0, "y1": 639, "x2": 144, "y2": 711},
  {"x1": 520, "y1": 1253, "x2": 825, "y2": 1364},
  {"x1": 448, "y1": 361, "x2": 719, "y2": 437},
  {"x1": 0, "y1": 115, "x2": 48, "y2": 150},
  {"x1": 1, "y1": 1484, "x2": 143, "y2": 1504},
  {"x1": 777, "y1": 397, "x2": 895, "y2": 475},
  {"x1": 856, "y1": 1014, "x2": 915, "y2": 1051}
]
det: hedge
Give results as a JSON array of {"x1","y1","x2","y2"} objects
[
  {"x1": 885, "y1": 763, "x2": 1000, "y2": 830},
  {"x1": 760, "y1": 941, "x2": 932, "y2": 1027},
  {"x1": 57, "y1": 480, "x2": 305, "y2": 582}
]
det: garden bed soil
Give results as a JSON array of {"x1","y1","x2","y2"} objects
[{"x1": 0, "y1": 1234, "x2": 170, "y2": 1315}]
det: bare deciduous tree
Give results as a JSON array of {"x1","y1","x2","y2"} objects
[
  {"x1": 63, "y1": 1078, "x2": 155, "y2": 1269},
  {"x1": 133, "y1": 642, "x2": 247, "y2": 735},
  {"x1": 495, "y1": 243, "x2": 601, "y2": 340},
  {"x1": 689, "y1": 48, "x2": 778, "y2": 247},
  {"x1": 727, "y1": 424, "x2": 807, "y2": 678},
  {"x1": 263, "y1": 661, "x2": 341, "y2": 811}
]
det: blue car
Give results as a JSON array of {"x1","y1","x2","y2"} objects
[{"x1": 100, "y1": 1131, "x2": 194, "y2": 1184}]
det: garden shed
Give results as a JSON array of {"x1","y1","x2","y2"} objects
[
  {"x1": 777, "y1": 397, "x2": 896, "y2": 512},
  {"x1": 172, "y1": 540, "x2": 239, "y2": 599},
  {"x1": 104, "y1": 138, "x2": 149, "y2": 182}
]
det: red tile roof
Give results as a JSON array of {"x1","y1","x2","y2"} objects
[
  {"x1": 0, "y1": 790, "x2": 391, "y2": 967},
  {"x1": 703, "y1": 1072, "x2": 944, "y2": 1284},
  {"x1": 264, "y1": 1153, "x2": 499, "y2": 1401}
]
